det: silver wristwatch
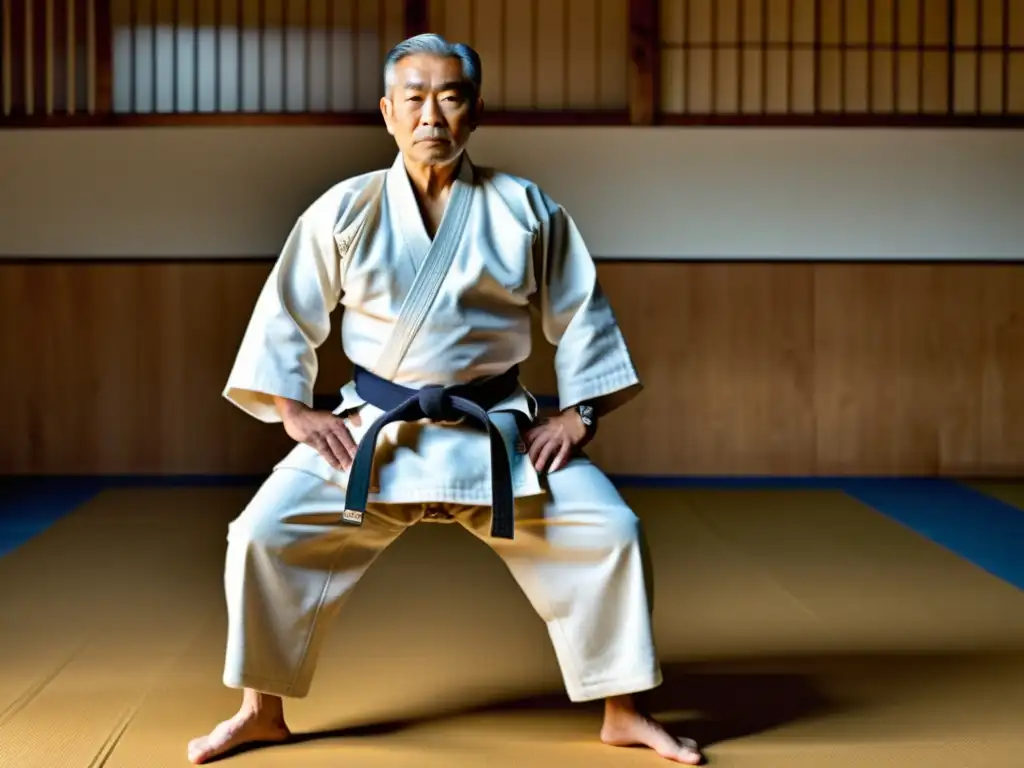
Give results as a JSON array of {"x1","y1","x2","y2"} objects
[{"x1": 575, "y1": 403, "x2": 596, "y2": 433}]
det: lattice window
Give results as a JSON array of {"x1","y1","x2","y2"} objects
[
  {"x1": 1, "y1": 0, "x2": 103, "y2": 116},
  {"x1": 3, "y1": 0, "x2": 1023, "y2": 126},
  {"x1": 1, "y1": 0, "x2": 629, "y2": 121},
  {"x1": 427, "y1": 0, "x2": 630, "y2": 112},
  {"x1": 659, "y1": 0, "x2": 1024, "y2": 121},
  {"x1": 107, "y1": 0, "x2": 406, "y2": 114}
]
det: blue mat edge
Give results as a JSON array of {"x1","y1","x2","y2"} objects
[
  {"x1": 2, "y1": 474, "x2": 1022, "y2": 590},
  {"x1": 838, "y1": 478, "x2": 1024, "y2": 591}
]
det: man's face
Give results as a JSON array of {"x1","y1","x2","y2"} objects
[{"x1": 380, "y1": 53, "x2": 481, "y2": 166}]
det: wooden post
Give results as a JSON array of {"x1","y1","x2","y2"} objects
[
  {"x1": 404, "y1": 0, "x2": 430, "y2": 39},
  {"x1": 628, "y1": 0, "x2": 659, "y2": 125},
  {"x1": 93, "y1": 0, "x2": 112, "y2": 114},
  {"x1": 7, "y1": 0, "x2": 27, "y2": 115},
  {"x1": 30, "y1": 0, "x2": 47, "y2": 116}
]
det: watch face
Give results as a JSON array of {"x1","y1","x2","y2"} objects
[{"x1": 578, "y1": 405, "x2": 594, "y2": 425}]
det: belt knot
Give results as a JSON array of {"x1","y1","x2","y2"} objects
[{"x1": 416, "y1": 385, "x2": 454, "y2": 421}]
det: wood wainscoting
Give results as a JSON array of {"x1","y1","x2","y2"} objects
[{"x1": 1, "y1": 259, "x2": 1021, "y2": 477}]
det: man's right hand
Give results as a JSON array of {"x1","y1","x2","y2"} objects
[{"x1": 274, "y1": 397, "x2": 363, "y2": 471}]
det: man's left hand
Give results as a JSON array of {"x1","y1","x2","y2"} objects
[{"x1": 523, "y1": 409, "x2": 591, "y2": 474}]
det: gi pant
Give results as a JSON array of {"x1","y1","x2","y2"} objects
[{"x1": 221, "y1": 457, "x2": 663, "y2": 703}]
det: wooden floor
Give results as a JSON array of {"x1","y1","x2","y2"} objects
[{"x1": 1, "y1": 483, "x2": 1023, "y2": 767}]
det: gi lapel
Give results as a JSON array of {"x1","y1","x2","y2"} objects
[
  {"x1": 385, "y1": 152, "x2": 433, "y2": 272},
  {"x1": 373, "y1": 153, "x2": 476, "y2": 380}
]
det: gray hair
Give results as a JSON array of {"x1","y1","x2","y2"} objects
[{"x1": 382, "y1": 34, "x2": 482, "y2": 99}]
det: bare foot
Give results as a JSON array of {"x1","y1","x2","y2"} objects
[
  {"x1": 187, "y1": 692, "x2": 291, "y2": 764},
  {"x1": 600, "y1": 695, "x2": 703, "y2": 764}
]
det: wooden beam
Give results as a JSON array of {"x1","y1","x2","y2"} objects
[
  {"x1": 655, "y1": 113, "x2": 1024, "y2": 128},
  {"x1": 404, "y1": 0, "x2": 430, "y2": 39},
  {"x1": 30, "y1": 0, "x2": 47, "y2": 115},
  {"x1": 8, "y1": 0, "x2": 27, "y2": 115},
  {"x1": 0, "y1": 109, "x2": 633, "y2": 130},
  {"x1": 6, "y1": 109, "x2": 1024, "y2": 130},
  {"x1": 93, "y1": 0, "x2": 112, "y2": 114},
  {"x1": 628, "y1": 0, "x2": 659, "y2": 125}
]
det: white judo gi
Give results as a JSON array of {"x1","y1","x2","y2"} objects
[{"x1": 221, "y1": 152, "x2": 662, "y2": 702}]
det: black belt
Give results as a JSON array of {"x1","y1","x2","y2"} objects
[{"x1": 341, "y1": 365, "x2": 521, "y2": 539}]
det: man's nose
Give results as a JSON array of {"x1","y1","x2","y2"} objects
[{"x1": 420, "y1": 97, "x2": 443, "y2": 125}]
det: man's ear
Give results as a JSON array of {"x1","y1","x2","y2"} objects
[
  {"x1": 379, "y1": 96, "x2": 396, "y2": 135},
  {"x1": 470, "y1": 97, "x2": 484, "y2": 131}
]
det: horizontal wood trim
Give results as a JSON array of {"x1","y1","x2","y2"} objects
[
  {"x1": 655, "y1": 113, "x2": 1024, "y2": 129},
  {"x1": 1, "y1": 261, "x2": 1021, "y2": 477},
  {"x1": 4, "y1": 112, "x2": 1023, "y2": 129},
  {"x1": 0, "y1": 110, "x2": 632, "y2": 129}
]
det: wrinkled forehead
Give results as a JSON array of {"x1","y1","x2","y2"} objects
[{"x1": 392, "y1": 53, "x2": 470, "y2": 93}]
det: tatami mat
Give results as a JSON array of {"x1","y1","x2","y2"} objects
[{"x1": 1, "y1": 484, "x2": 1023, "y2": 767}]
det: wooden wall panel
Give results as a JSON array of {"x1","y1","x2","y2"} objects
[
  {"x1": 813, "y1": 264, "x2": 1024, "y2": 475},
  {"x1": 593, "y1": 262, "x2": 817, "y2": 475},
  {"x1": 0, "y1": 260, "x2": 1021, "y2": 477}
]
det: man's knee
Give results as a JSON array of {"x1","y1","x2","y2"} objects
[{"x1": 604, "y1": 502, "x2": 643, "y2": 548}]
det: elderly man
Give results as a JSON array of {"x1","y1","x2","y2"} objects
[{"x1": 188, "y1": 34, "x2": 703, "y2": 766}]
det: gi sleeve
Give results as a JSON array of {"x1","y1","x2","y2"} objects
[
  {"x1": 223, "y1": 213, "x2": 342, "y2": 422},
  {"x1": 531, "y1": 194, "x2": 643, "y2": 416}
]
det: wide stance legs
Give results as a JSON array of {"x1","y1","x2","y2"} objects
[{"x1": 188, "y1": 463, "x2": 703, "y2": 764}]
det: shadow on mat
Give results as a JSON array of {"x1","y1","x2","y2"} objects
[{"x1": 203, "y1": 660, "x2": 837, "y2": 763}]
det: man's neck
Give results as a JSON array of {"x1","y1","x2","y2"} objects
[{"x1": 403, "y1": 154, "x2": 461, "y2": 201}]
